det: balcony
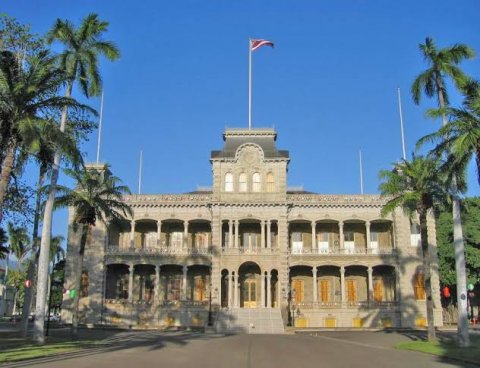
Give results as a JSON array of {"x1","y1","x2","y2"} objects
[
  {"x1": 106, "y1": 245, "x2": 212, "y2": 256},
  {"x1": 295, "y1": 301, "x2": 398, "y2": 310}
]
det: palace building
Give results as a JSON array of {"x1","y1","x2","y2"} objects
[{"x1": 61, "y1": 128, "x2": 442, "y2": 332}]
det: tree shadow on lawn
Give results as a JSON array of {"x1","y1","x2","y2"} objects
[{"x1": 0, "y1": 328, "x2": 228, "y2": 367}]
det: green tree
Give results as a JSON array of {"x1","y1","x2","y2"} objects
[
  {"x1": 34, "y1": 14, "x2": 119, "y2": 344},
  {"x1": 379, "y1": 156, "x2": 447, "y2": 341},
  {"x1": 412, "y1": 37, "x2": 475, "y2": 347},
  {"x1": 436, "y1": 198, "x2": 480, "y2": 287},
  {"x1": 54, "y1": 166, "x2": 131, "y2": 335}
]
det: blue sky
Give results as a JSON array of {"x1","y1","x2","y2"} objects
[{"x1": 3, "y1": 0, "x2": 480, "y2": 242}]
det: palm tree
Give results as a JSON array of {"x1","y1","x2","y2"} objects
[
  {"x1": 419, "y1": 79, "x2": 480, "y2": 186},
  {"x1": 54, "y1": 166, "x2": 131, "y2": 336},
  {"x1": 412, "y1": 37, "x2": 475, "y2": 347},
  {"x1": 18, "y1": 119, "x2": 81, "y2": 336},
  {"x1": 34, "y1": 14, "x2": 119, "y2": 344},
  {"x1": 0, "y1": 50, "x2": 85, "y2": 224},
  {"x1": 4, "y1": 222, "x2": 30, "y2": 316},
  {"x1": 379, "y1": 156, "x2": 448, "y2": 341},
  {"x1": 3, "y1": 222, "x2": 30, "y2": 280}
]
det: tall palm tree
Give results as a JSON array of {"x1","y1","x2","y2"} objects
[
  {"x1": 18, "y1": 119, "x2": 81, "y2": 336},
  {"x1": 34, "y1": 14, "x2": 119, "y2": 344},
  {"x1": 420, "y1": 79, "x2": 480, "y2": 186},
  {"x1": 412, "y1": 37, "x2": 475, "y2": 347},
  {"x1": 53, "y1": 166, "x2": 131, "y2": 335},
  {"x1": 379, "y1": 156, "x2": 448, "y2": 341},
  {"x1": 0, "y1": 50, "x2": 86, "y2": 224}
]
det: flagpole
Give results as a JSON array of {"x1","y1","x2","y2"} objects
[
  {"x1": 397, "y1": 88, "x2": 407, "y2": 160},
  {"x1": 248, "y1": 38, "x2": 252, "y2": 130},
  {"x1": 359, "y1": 149, "x2": 364, "y2": 195},
  {"x1": 138, "y1": 149, "x2": 143, "y2": 195},
  {"x1": 96, "y1": 91, "x2": 104, "y2": 164}
]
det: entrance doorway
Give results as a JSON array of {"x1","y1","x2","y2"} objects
[
  {"x1": 243, "y1": 278, "x2": 257, "y2": 308},
  {"x1": 239, "y1": 262, "x2": 261, "y2": 308}
]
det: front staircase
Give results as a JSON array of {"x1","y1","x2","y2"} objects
[{"x1": 215, "y1": 308, "x2": 285, "y2": 334}]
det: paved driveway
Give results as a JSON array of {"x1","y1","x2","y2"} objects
[{"x1": 1, "y1": 330, "x2": 474, "y2": 368}]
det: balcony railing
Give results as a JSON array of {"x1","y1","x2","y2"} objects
[
  {"x1": 222, "y1": 247, "x2": 280, "y2": 255},
  {"x1": 293, "y1": 301, "x2": 398, "y2": 309},
  {"x1": 289, "y1": 247, "x2": 396, "y2": 255},
  {"x1": 104, "y1": 299, "x2": 209, "y2": 307},
  {"x1": 106, "y1": 245, "x2": 212, "y2": 256}
]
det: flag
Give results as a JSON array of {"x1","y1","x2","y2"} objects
[{"x1": 250, "y1": 39, "x2": 274, "y2": 52}]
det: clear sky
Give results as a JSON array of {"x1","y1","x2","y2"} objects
[{"x1": 2, "y1": 0, "x2": 480, "y2": 242}]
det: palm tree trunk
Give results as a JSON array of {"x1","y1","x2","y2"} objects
[
  {"x1": 437, "y1": 85, "x2": 470, "y2": 347},
  {"x1": 33, "y1": 81, "x2": 73, "y2": 344},
  {"x1": 419, "y1": 209, "x2": 436, "y2": 341},
  {"x1": 20, "y1": 166, "x2": 46, "y2": 337},
  {"x1": 71, "y1": 224, "x2": 89, "y2": 337},
  {"x1": 0, "y1": 138, "x2": 17, "y2": 225}
]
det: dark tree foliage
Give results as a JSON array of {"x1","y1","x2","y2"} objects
[{"x1": 436, "y1": 197, "x2": 480, "y2": 287}]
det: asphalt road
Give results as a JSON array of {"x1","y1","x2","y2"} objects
[{"x1": 1, "y1": 330, "x2": 475, "y2": 368}]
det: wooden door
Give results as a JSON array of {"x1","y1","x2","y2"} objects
[
  {"x1": 243, "y1": 279, "x2": 257, "y2": 308},
  {"x1": 346, "y1": 279, "x2": 357, "y2": 303},
  {"x1": 373, "y1": 278, "x2": 384, "y2": 302},
  {"x1": 194, "y1": 277, "x2": 206, "y2": 301},
  {"x1": 292, "y1": 279, "x2": 304, "y2": 304},
  {"x1": 319, "y1": 280, "x2": 330, "y2": 302}
]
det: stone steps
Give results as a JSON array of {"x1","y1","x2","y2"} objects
[{"x1": 215, "y1": 308, "x2": 285, "y2": 334}]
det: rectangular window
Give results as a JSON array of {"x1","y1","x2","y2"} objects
[
  {"x1": 292, "y1": 279, "x2": 304, "y2": 303},
  {"x1": 166, "y1": 275, "x2": 182, "y2": 301},
  {"x1": 373, "y1": 278, "x2": 384, "y2": 302}
]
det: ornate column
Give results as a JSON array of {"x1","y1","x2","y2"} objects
[
  {"x1": 154, "y1": 265, "x2": 161, "y2": 303},
  {"x1": 340, "y1": 266, "x2": 345, "y2": 304},
  {"x1": 128, "y1": 263, "x2": 134, "y2": 303},
  {"x1": 228, "y1": 271, "x2": 232, "y2": 308},
  {"x1": 234, "y1": 271, "x2": 238, "y2": 307},
  {"x1": 368, "y1": 266, "x2": 374, "y2": 303},
  {"x1": 339, "y1": 221, "x2": 344, "y2": 251},
  {"x1": 267, "y1": 273, "x2": 272, "y2": 308},
  {"x1": 183, "y1": 221, "x2": 189, "y2": 248},
  {"x1": 366, "y1": 221, "x2": 371, "y2": 252},
  {"x1": 261, "y1": 273, "x2": 265, "y2": 307},
  {"x1": 182, "y1": 265, "x2": 188, "y2": 300},
  {"x1": 312, "y1": 267, "x2": 318, "y2": 303},
  {"x1": 130, "y1": 220, "x2": 136, "y2": 248},
  {"x1": 267, "y1": 220, "x2": 272, "y2": 249},
  {"x1": 228, "y1": 220, "x2": 233, "y2": 248},
  {"x1": 261, "y1": 220, "x2": 265, "y2": 249},
  {"x1": 311, "y1": 221, "x2": 316, "y2": 250},
  {"x1": 234, "y1": 220, "x2": 239, "y2": 249},
  {"x1": 157, "y1": 220, "x2": 162, "y2": 247}
]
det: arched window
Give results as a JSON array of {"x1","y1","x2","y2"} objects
[
  {"x1": 414, "y1": 272, "x2": 426, "y2": 300},
  {"x1": 239, "y1": 173, "x2": 247, "y2": 192},
  {"x1": 266, "y1": 172, "x2": 274, "y2": 192},
  {"x1": 252, "y1": 172, "x2": 261, "y2": 192},
  {"x1": 225, "y1": 173, "x2": 233, "y2": 192}
]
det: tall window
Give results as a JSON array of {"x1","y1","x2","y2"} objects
[
  {"x1": 239, "y1": 173, "x2": 247, "y2": 192},
  {"x1": 170, "y1": 232, "x2": 183, "y2": 248},
  {"x1": 252, "y1": 172, "x2": 261, "y2": 192},
  {"x1": 80, "y1": 271, "x2": 89, "y2": 297},
  {"x1": 225, "y1": 173, "x2": 233, "y2": 192},
  {"x1": 414, "y1": 272, "x2": 426, "y2": 300},
  {"x1": 266, "y1": 172, "x2": 274, "y2": 192}
]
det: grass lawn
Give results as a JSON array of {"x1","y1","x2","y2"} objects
[
  {"x1": 396, "y1": 336, "x2": 480, "y2": 365},
  {"x1": 0, "y1": 341, "x2": 97, "y2": 363}
]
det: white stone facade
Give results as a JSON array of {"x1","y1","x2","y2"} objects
[{"x1": 61, "y1": 128, "x2": 442, "y2": 329}]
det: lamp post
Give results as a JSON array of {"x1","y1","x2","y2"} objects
[
  {"x1": 208, "y1": 267, "x2": 213, "y2": 326},
  {"x1": 46, "y1": 278, "x2": 62, "y2": 336}
]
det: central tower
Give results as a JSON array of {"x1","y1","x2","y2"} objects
[{"x1": 210, "y1": 128, "x2": 290, "y2": 202}]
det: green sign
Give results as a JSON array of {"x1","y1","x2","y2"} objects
[
  {"x1": 69, "y1": 289, "x2": 76, "y2": 298},
  {"x1": 468, "y1": 283, "x2": 474, "y2": 291}
]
